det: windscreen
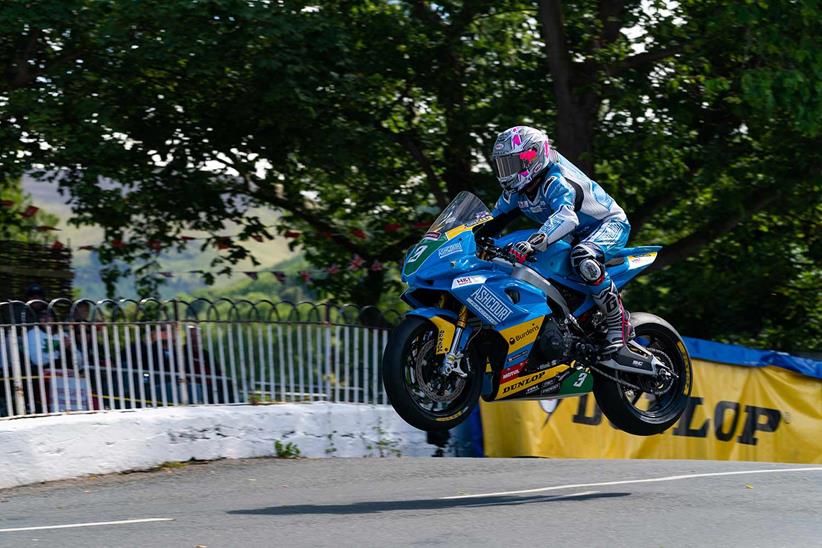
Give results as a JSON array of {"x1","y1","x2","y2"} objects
[{"x1": 426, "y1": 191, "x2": 492, "y2": 237}]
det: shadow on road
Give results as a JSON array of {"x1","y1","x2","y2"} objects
[{"x1": 228, "y1": 491, "x2": 629, "y2": 516}]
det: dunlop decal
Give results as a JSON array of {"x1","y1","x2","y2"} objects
[
  {"x1": 428, "y1": 316, "x2": 455, "y2": 355},
  {"x1": 497, "y1": 370, "x2": 547, "y2": 399}
]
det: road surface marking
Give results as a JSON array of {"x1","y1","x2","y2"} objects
[
  {"x1": 442, "y1": 467, "x2": 822, "y2": 500},
  {"x1": 0, "y1": 518, "x2": 174, "y2": 533}
]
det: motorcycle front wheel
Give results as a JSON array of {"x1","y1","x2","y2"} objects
[
  {"x1": 593, "y1": 312, "x2": 693, "y2": 436},
  {"x1": 382, "y1": 316, "x2": 482, "y2": 431}
]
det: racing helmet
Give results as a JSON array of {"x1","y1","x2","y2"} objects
[{"x1": 490, "y1": 126, "x2": 555, "y2": 192}]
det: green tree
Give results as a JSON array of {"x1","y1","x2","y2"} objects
[
  {"x1": 0, "y1": 177, "x2": 60, "y2": 244},
  {"x1": 0, "y1": 0, "x2": 818, "y2": 350}
]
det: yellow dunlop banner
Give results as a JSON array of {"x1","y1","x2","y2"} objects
[{"x1": 481, "y1": 360, "x2": 822, "y2": 464}]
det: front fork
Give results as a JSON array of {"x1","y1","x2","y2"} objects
[{"x1": 442, "y1": 306, "x2": 470, "y2": 378}]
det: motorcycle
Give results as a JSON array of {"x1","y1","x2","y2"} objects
[{"x1": 382, "y1": 191, "x2": 692, "y2": 435}]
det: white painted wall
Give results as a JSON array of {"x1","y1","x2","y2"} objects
[{"x1": 0, "y1": 403, "x2": 439, "y2": 489}]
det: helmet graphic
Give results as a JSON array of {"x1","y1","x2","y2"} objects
[{"x1": 490, "y1": 126, "x2": 555, "y2": 192}]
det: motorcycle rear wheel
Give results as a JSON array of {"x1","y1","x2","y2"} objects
[
  {"x1": 593, "y1": 312, "x2": 692, "y2": 436},
  {"x1": 382, "y1": 316, "x2": 482, "y2": 431}
]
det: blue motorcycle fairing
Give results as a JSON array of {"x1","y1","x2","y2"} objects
[
  {"x1": 405, "y1": 307, "x2": 458, "y2": 322},
  {"x1": 494, "y1": 229, "x2": 661, "y2": 315},
  {"x1": 401, "y1": 221, "x2": 661, "y2": 385}
]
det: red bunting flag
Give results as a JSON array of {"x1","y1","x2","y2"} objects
[
  {"x1": 111, "y1": 238, "x2": 125, "y2": 249},
  {"x1": 180, "y1": 235, "x2": 196, "y2": 241},
  {"x1": 284, "y1": 230, "x2": 301, "y2": 239},
  {"x1": 251, "y1": 234, "x2": 264, "y2": 243},
  {"x1": 244, "y1": 271, "x2": 259, "y2": 280},
  {"x1": 51, "y1": 240, "x2": 64, "y2": 250},
  {"x1": 187, "y1": 270, "x2": 204, "y2": 274},
  {"x1": 273, "y1": 271, "x2": 286, "y2": 283},
  {"x1": 78, "y1": 245, "x2": 96, "y2": 251},
  {"x1": 148, "y1": 239, "x2": 163, "y2": 252},
  {"x1": 412, "y1": 221, "x2": 430, "y2": 229},
  {"x1": 21, "y1": 205, "x2": 39, "y2": 218},
  {"x1": 214, "y1": 237, "x2": 231, "y2": 250},
  {"x1": 384, "y1": 223, "x2": 401, "y2": 233},
  {"x1": 159, "y1": 272, "x2": 174, "y2": 278},
  {"x1": 325, "y1": 264, "x2": 341, "y2": 275},
  {"x1": 34, "y1": 226, "x2": 59, "y2": 232},
  {"x1": 0, "y1": 199, "x2": 14, "y2": 208},
  {"x1": 299, "y1": 271, "x2": 312, "y2": 283},
  {"x1": 351, "y1": 228, "x2": 367, "y2": 240},
  {"x1": 370, "y1": 261, "x2": 383, "y2": 272},
  {"x1": 349, "y1": 254, "x2": 364, "y2": 271}
]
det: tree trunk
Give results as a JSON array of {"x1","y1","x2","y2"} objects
[{"x1": 538, "y1": 0, "x2": 598, "y2": 174}]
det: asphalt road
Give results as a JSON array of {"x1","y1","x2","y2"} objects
[{"x1": 0, "y1": 458, "x2": 820, "y2": 548}]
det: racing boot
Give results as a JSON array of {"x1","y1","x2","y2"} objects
[
  {"x1": 592, "y1": 280, "x2": 628, "y2": 355},
  {"x1": 593, "y1": 281, "x2": 656, "y2": 375}
]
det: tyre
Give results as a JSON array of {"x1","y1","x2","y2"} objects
[
  {"x1": 593, "y1": 312, "x2": 692, "y2": 436},
  {"x1": 382, "y1": 316, "x2": 483, "y2": 431}
]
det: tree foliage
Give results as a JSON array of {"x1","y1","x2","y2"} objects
[
  {"x1": 0, "y1": 178, "x2": 60, "y2": 244},
  {"x1": 0, "y1": 0, "x2": 818, "y2": 351}
]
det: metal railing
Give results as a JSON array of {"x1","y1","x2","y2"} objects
[{"x1": 0, "y1": 299, "x2": 402, "y2": 419}]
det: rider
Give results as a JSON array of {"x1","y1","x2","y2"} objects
[{"x1": 477, "y1": 125, "x2": 631, "y2": 362}]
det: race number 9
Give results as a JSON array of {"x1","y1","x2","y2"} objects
[{"x1": 407, "y1": 245, "x2": 427, "y2": 263}]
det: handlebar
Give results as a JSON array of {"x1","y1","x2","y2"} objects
[{"x1": 475, "y1": 236, "x2": 535, "y2": 265}]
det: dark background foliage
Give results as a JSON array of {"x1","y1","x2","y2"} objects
[{"x1": 0, "y1": 0, "x2": 818, "y2": 352}]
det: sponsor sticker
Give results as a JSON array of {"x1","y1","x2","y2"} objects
[
  {"x1": 466, "y1": 285, "x2": 513, "y2": 325},
  {"x1": 451, "y1": 275, "x2": 486, "y2": 289},
  {"x1": 501, "y1": 363, "x2": 524, "y2": 382},
  {"x1": 540, "y1": 377, "x2": 561, "y2": 395},
  {"x1": 438, "y1": 241, "x2": 463, "y2": 258},
  {"x1": 423, "y1": 231, "x2": 441, "y2": 241},
  {"x1": 499, "y1": 370, "x2": 547, "y2": 398},
  {"x1": 627, "y1": 253, "x2": 657, "y2": 269}
]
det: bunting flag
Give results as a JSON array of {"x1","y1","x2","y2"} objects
[
  {"x1": 325, "y1": 264, "x2": 341, "y2": 275},
  {"x1": 384, "y1": 223, "x2": 401, "y2": 233},
  {"x1": 299, "y1": 270, "x2": 312, "y2": 282},
  {"x1": 251, "y1": 234, "x2": 264, "y2": 243},
  {"x1": 159, "y1": 271, "x2": 173, "y2": 278},
  {"x1": 51, "y1": 240, "x2": 65, "y2": 250},
  {"x1": 21, "y1": 205, "x2": 40, "y2": 218},
  {"x1": 244, "y1": 271, "x2": 259, "y2": 280},
  {"x1": 351, "y1": 228, "x2": 367, "y2": 240},
  {"x1": 34, "y1": 226, "x2": 60, "y2": 232},
  {"x1": 148, "y1": 239, "x2": 163, "y2": 252},
  {"x1": 273, "y1": 271, "x2": 286, "y2": 283},
  {"x1": 0, "y1": 199, "x2": 15, "y2": 208},
  {"x1": 78, "y1": 245, "x2": 96, "y2": 251},
  {"x1": 349, "y1": 255, "x2": 364, "y2": 271},
  {"x1": 111, "y1": 238, "x2": 126, "y2": 249},
  {"x1": 284, "y1": 230, "x2": 301, "y2": 239},
  {"x1": 370, "y1": 261, "x2": 383, "y2": 272}
]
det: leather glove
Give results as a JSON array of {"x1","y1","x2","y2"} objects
[{"x1": 509, "y1": 241, "x2": 534, "y2": 264}]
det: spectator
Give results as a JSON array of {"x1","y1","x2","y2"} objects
[
  {"x1": 27, "y1": 310, "x2": 82, "y2": 369},
  {"x1": 21, "y1": 283, "x2": 47, "y2": 324}
]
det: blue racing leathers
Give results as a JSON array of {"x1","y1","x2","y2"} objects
[
  {"x1": 482, "y1": 152, "x2": 632, "y2": 350},
  {"x1": 489, "y1": 152, "x2": 629, "y2": 259}
]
